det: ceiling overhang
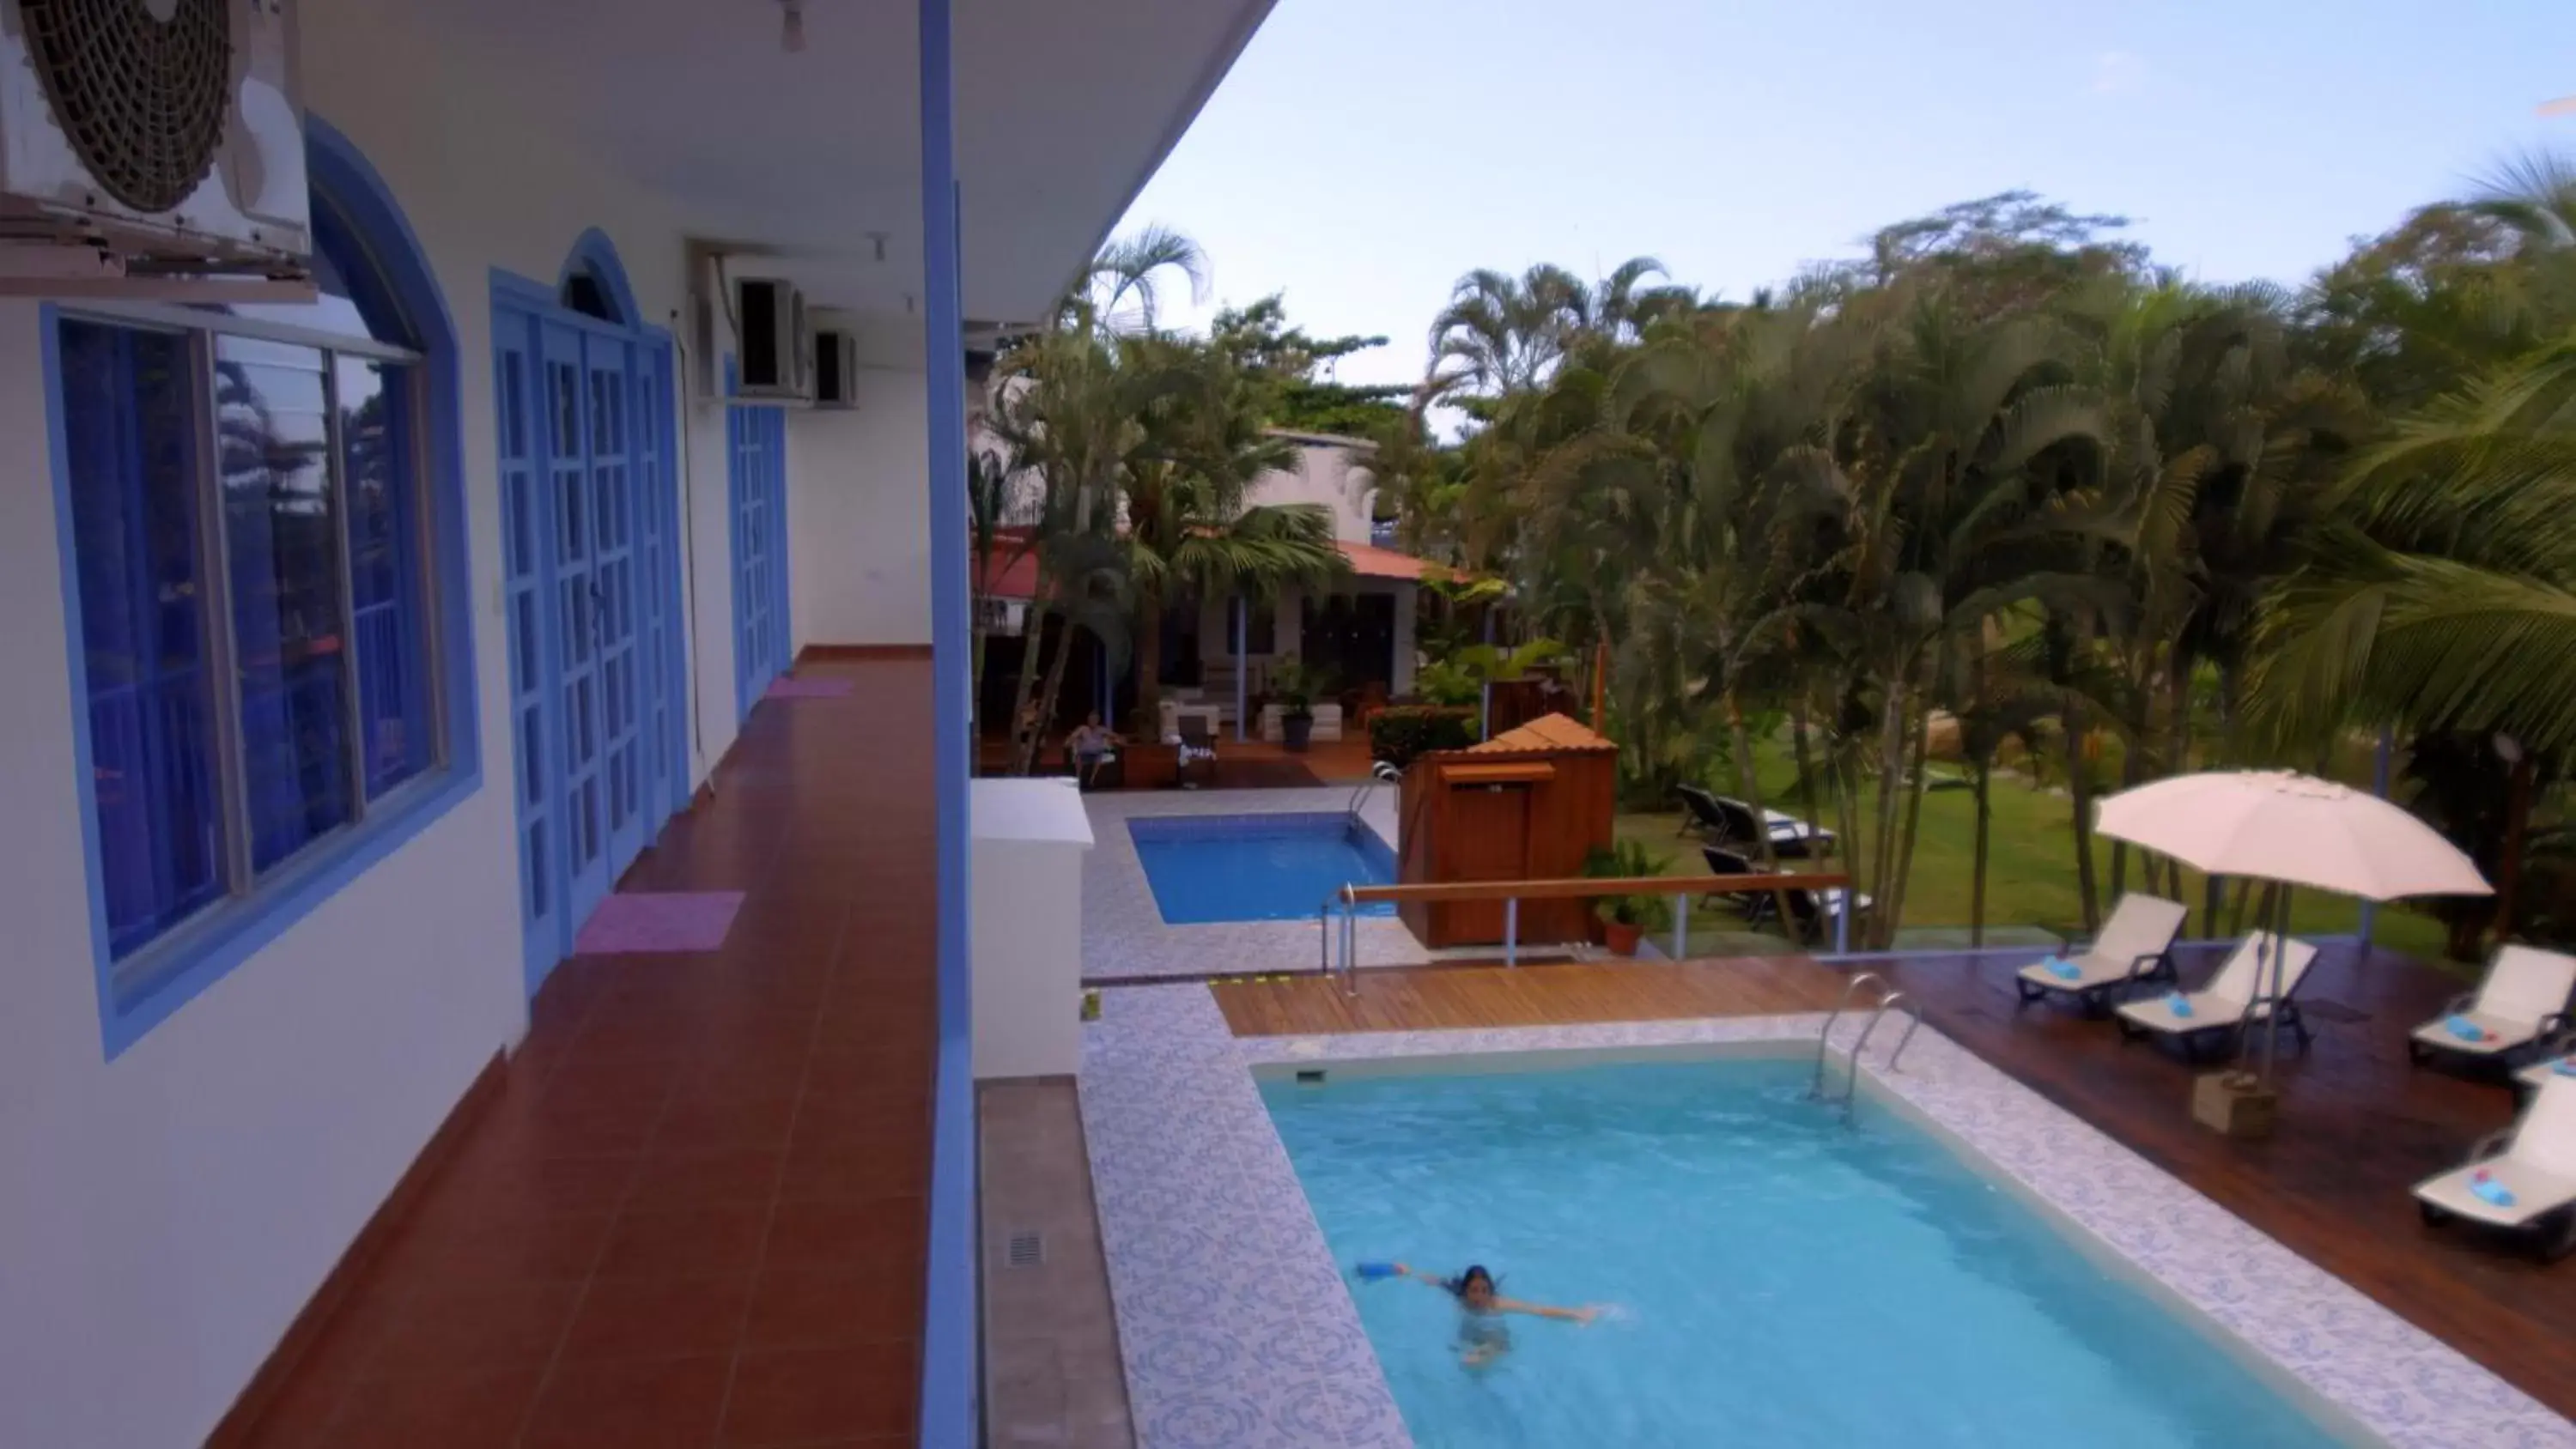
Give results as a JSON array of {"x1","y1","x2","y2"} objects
[{"x1": 432, "y1": 0, "x2": 1277, "y2": 329}]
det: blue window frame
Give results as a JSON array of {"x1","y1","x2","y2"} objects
[{"x1": 47, "y1": 116, "x2": 477, "y2": 1056}]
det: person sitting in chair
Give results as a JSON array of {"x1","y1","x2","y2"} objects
[{"x1": 1068, "y1": 712, "x2": 1121, "y2": 787}]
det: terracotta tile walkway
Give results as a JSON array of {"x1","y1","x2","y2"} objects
[{"x1": 235, "y1": 657, "x2": 934, "y2": 1448}]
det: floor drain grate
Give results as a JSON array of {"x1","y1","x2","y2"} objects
[{"x1": 1005, "y1": 1231, "x2": 1045, "y2": 1269}]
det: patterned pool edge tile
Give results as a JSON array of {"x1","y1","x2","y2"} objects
[
  {"x1": 1082, "y1": 985, "x2": 1409, "y2": 1447},
  {"x1": 1235, "y1": 1017, "x2": 2576, "y2": 1449},
  {"x1": 1084, "y1": 788, "x2": 1425, "y2": 983}
]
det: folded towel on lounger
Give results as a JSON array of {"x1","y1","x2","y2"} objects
[
  {"x1": 2470, "y1": 1173, "x2": 2517, "y2": 1209},
  {"x1": 2445, "y1": 1014, "x2": 2489, "y2": 1042},
  {"x1": 2044, "y1": 957, "x2": 2081, "y2": 981}
]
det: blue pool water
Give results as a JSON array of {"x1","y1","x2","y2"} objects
[
  {"x1": 1130, "y1": 813, "x2": 1396, "y2": 924},
  {"x1": 1263, "y1": 1057, "x2": 2349, "y2": 1449}
]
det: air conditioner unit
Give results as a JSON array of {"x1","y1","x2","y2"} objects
[
  {"x1": 732, "y1": 274, "x2": 808, "y2": 403},
  {"x1": 812, "y1": 327, "x2": 860, "y2": 409},
  {"x1": 0, "y1": 0, "x2": 313, "y2": 296}
]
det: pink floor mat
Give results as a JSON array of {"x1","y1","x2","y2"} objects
[{"x1": 573, "y1": 889, "x2": 746, "y2": 955}]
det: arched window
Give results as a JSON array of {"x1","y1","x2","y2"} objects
[
  {"x1": 52, "y1": 117, "x2": 463, "y2": 1034},
  {"x1": 557, "y1": 228, "x2": 639, "y2": 326}
]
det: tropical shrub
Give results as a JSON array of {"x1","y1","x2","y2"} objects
[
  {"x1": 1370, "y1": 706, "x2": 1477, "y2": 767},
  {"x1": 1583, "y1": 840, "x2": 1674, "y2": 929}
]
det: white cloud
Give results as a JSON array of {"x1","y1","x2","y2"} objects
[{"x1": 2092, "y1": 50, "x2": 2148, "y2": 96}]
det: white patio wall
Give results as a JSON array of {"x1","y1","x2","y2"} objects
[{"x1": 788, "y1": 332, "x2": 935, "y2": 649}]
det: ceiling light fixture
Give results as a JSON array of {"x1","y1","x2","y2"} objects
[{"x1": 779, "y1": 0, "x2": 805, "y2": 54}]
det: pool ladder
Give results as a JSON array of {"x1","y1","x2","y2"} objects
[
  {"x1": 1320, "y1": 764, "x2": 1404, "y2": 989},
  {"x1": 1344, "y1": 761, "x2": 1400, "y2": 832},
  {"x1": 1808, "y1": 973, "x2": 1923, "y2": 1124}
]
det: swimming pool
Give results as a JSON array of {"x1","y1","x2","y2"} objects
[
  {"x1": 1262, "y1": 1055, "x2": 2354, "y2": 1448},
  {"x1": 1129, "y1": 812, "x2": 1396, "y2": 924}
]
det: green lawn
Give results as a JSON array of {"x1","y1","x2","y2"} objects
[{"x1": 1612, "y1": 746, "x2": 2458, "y2": 967}]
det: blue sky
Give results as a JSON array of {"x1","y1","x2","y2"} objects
[{"x1": 1117, "y1": 0, "x2": 2574, "y2": 389}]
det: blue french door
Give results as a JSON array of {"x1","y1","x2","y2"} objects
[
  {"x1": 495, "y1": 288, "x2": 683, "y2": 990},
  {"x1": 729, "y1": 400, "x2": 790, "y2": 718},
  {"x1": 541, "y1": 323, "x2": 615, "y2": 931}
]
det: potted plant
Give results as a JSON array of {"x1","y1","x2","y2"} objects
[
  {"x1": 1269, "y1": 658, "x2": 1325, "y2": 752},
  {"x1": 1584, "y1": 840, "x2": 1672, "y2": 957}
]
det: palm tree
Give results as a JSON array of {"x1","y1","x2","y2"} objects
[
  {"x1": 1425, "y1": 258, "x2": 1686, "y2": 408},
  {"x1": 1070, "y1": 224, "x2": 1209, "y2": 334},
  {"x1": 2251, "y1": 340, "x2": 2576, "y2": 758},
  {"x1": 2250, "y1": 340, "x2": 2576, "y2": 949},
  {"x1": 1120, "y1": 331, "x2": 1345, "y2": 730},
  {"x1": 986, "y1": 317, "x2": 1147, "y2": 773}
]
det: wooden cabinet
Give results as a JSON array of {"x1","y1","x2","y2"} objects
[{"x1": 1396, "y1": 714, "x2": 1618, "y2": 948}]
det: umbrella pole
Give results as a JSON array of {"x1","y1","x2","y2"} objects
[{"x1": 2263, "y1": 885, "x2": 2293, "y2": 1086}]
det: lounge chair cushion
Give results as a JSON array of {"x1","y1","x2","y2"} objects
[
  {"x1": 2111, "y1": 933, "x2": 2316, "y2": 1037},
  {"x1": 2481, "y1": 945, "x2": 2576, "y2": 1025},
  {"x1": 2416, "y1": 1159, "x2": 2576, "y2": 1227},
  {"x1": 2013, "y1": 895, "x2": 2186, "y2": 996},
  {"x1": 2415, "y1": 945, "x2": 2576, "y2": 1058},
  {"x1": 2414, "y1": 1011, "x2": 2540, "y2": 1057}
]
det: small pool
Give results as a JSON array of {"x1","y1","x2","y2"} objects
[
  {"x1": 1129, "y1": 812, "x2": 1395, "y2": 924},
  {"x1": 1263, "y1": 1056, "x2": 2354, "y2": 1448}
]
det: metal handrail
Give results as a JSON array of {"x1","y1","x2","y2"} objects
[
  {"x1": 1340, "y1": 871, "x2": 1850, "y2": 904},
  {"x1": 1322, "y1": 866, "x2": 1857, "y2": 995},
  {"x1": 1829, "y1": 994, "x2": 1921, "y2": 1123},
  {"x1": 1346, "y1": 761, "x2": 1399, "y2": 822},
  {"x1": 1809, "y1": 973, "x2": 1887, "y2": 1099}
]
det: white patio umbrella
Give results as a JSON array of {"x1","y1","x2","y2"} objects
[{"x1": 2094, "y1": 770, "x2": 2492, "y2": 1081}]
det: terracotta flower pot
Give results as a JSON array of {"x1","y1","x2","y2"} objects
[{"x1": 1602, "y1": 919, "x2": 1643, "y2": 957}]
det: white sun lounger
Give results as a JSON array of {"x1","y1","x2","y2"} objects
[
  {"x1": 2518, "y1": 1054, "x2": 2576, "y2": 1100},
  {"x1": 2014, "y1": 894, "x2": 2189, "y2": 1009},
  {"x1": 2114, "y1": 932, "x2": 2320, "y2": 1058},
  {"x1": 2414, "y1": 1075, "x2": 2576, "y2": 1261},
  {"x1": 2409, "y1": 944, "x2": 2576, "y2": 1066}
]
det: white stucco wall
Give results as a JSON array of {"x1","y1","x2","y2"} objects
[
  {"x1": 788, "y1": 343, "x2": 934, "y2": 648},
  {"x1": 0, "y1": 2, "x2": 868, "y2": 1442},
  {"x1": 1252, "y1": 437, "x2": 1376, "y2": 543}
]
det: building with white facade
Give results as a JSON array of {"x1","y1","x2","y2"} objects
[{"x1": 0, "y1": 1, "x2": 1274, "y2": 1444}]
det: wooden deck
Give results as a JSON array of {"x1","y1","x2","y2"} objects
[{"x1": 1212, "y1": 944, "x2": 2576, "y2": 1420}]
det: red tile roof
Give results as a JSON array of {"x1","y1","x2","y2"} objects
[
  {"x1": 1463, "y1": 713, "x2": 1618, "y2": 755},
  {"x1": 1338, "y1": 540, "x2": 1442, "y2": 581}
]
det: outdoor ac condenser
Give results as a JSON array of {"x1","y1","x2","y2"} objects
[
  {"x1": 0, "y1": 0, "x2": 313, "y2": 295},
  {"x1": 732, "y1": 274, "x2": 811, "y2": 403},
  {"x1": 812, "y1": 327, "x2": 860, "y2": 409}
]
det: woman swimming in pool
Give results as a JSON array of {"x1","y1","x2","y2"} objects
[{"x1": 1390, "y1": 1263, "x2": 1598, "y2": 1367}]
